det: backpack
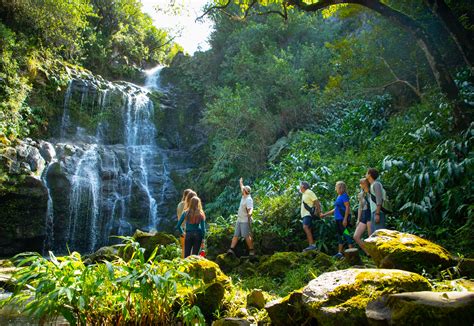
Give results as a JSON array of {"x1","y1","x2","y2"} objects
[
  {"x1": 369, "y1": 184, "x2": 393, "y2": 214},
  {"x1": 303, "y1": 201, "x2": 319, "y2": 218}
]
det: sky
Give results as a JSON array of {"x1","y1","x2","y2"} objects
[{"x1": 140, "y1": 0, "x2": 214, "y2": 54}]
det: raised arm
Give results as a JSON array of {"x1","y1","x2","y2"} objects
[{"x1": 239, "y1": 177, "x2": 244, "y2": 194}]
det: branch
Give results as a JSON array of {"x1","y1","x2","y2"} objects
[
  {"x1": 378, "y1": 56, "x2": 422, "y2": 98},
  {"x1": 196, "y1": 0, "x2": 231, "y2": 22}
]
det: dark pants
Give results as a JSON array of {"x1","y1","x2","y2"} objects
[
  {"x1": 184, "y1": 230, "x2": 203, "y2": 258},
  {"x1": 335, "y1": 220, "x2": 354, "y2": 245}
]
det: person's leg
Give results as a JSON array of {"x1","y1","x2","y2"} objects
[
  {"x1": 241, "y1": 222, "x2": 255, "y2": 254},
  {"x1": 229, "y1": 222, "x2": 241, "y2": 253},
  {"x1": 302, "y1": 216, "x2": 314, "y2": 245},
  {"x1": 334, "y1": 221, "x2": 344, "y2": 258},
  {"x1": 184, "y1": 233, "x2": 192, "y2": 258},
  {"x1": 180, "y1": 234, "x2": 185, "y2": 258},
  {"x1": 353, "y1": 222, "x2": 369, "y2": 255},
  {"x1": 366, "y1": 221, "x2": 372, "y2": 237},
  {"x1": 191, "y1": 232, "x2": 203, "y2": 256}
]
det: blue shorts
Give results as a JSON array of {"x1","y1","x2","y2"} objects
[
  {"x1": 360, "y1": 210, "x2": 371, "y2": 224},
  {"x1": 302, "y1": 215, "x2": 313, "y2": 227}
]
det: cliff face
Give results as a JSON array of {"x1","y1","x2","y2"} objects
[{"x1": 0, "y1": 68, "x2": 194, "y2": 256}]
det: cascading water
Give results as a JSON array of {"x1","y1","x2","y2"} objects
[{"x1": 42, "y1": 67, "x2": 181, "y2": 253}]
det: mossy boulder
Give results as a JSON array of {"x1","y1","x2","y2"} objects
[
  {"x1": 212, "y1": 318, "x2": 251, "y2": 326},
  {"x1": 247, "y1": 289, "x2": 267, "y2": 309},
  {"x1": 457, "y1": 258, "x2": 474, "y2": 278},
  {"x1": 129, "y1": 230, "x2": 177, "y2": 259},
  {"x1": 364, "y1": 229, "x2": 453, "y2": 272},
  {"x1": 302, "y1": 268, "x2": 432, "y2": 326},
  {"x1": 258, "y1": 252, "x2": 300, "y2": 277},
  {"x1": 215, "y1": 253, "x2": 241, "y2": 273},
  {"x1": 433, "y1": 279, "x2": 474, "y2": 292},
  {"x1": 83, "y1": 246, "x2": 118, "y2": 264},
  {"x1": 257, "y1": 251, "x2": 333, "y2": 278},
  {"x1": 183, "y1": 256, "x2": 230, "y2": 287},
  {"x1": 366, "y1": 291, "x2": 474, "y2": 325},
  {"x1": 265, "y1": 290, "x2": 316, "y2": 326},
  {"x1": 196, "y1": 282, "x2": 226, "y2": 319}
]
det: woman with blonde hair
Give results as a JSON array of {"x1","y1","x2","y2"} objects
[
  {"x1": 176, "y1": 196, "x2": 206, "y2": 257},
  {"x1": 177, "y1": 189, "x2": 194, "y2": 257},
  {"x1": 353, "y1": 178, "x2": 371, "y2": 256},
  {"x1": 183, "y1": 190, "x2": 197, "y2": 210},
  {"x1": 321, "y1": 181, "x2": 354, "y2": 259},
  {"x1": 177, "y1": 189, "x2": 193, "y2": 220}
]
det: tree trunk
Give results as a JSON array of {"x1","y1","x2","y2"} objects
[
  {"x1": 287, "y1": 0, "x2": 468, "y2": 129},
  {"x1": 423, "y1": 0, "x2": 474, "y2": 70}
]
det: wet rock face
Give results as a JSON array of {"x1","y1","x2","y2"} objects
[
  {"x1": 364, "y1": 229, "x2": 453, "y2": 272},
  {"x1": 0, "y1": 176, "x2": 48, "y2": 256},
  {"x1": 366, "y1": 291, "x2": 474, "y2": 325},
  {"x1": 0, "y1": 139, "x2": 48, "y2": 177},
  {"x1": 301, "y1": 268, "x2": 432, "y2": 326}
]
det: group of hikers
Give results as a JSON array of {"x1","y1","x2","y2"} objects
[{"x1": 176, "y1": 168, "x2": 387, "y2": 259}]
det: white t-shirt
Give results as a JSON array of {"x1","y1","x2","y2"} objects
[{"x1": 237, "y1": 195, "x2": 253, "y2": 223}]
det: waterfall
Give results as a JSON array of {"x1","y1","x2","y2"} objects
[
  {"x1": 41, "y1": 66, "x2": 182, "y2": 253},
  {"x1": 144, "y1": 65, "x2": 165, "y2": 91},
  {"x1": 41, "y1": 161, "x2": 56, "y2": 254},
  {"x1": 67, "y1": 144, "x2": 101, "y2": 252}
]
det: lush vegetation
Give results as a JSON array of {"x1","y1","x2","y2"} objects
[
  {"x1": 2, "y1": 238, "x2": 207, "y2": 325},
  {"x1": 161, "y1": 1, "x2": 473, "y2": 254},
  {"x1": 0, "y1": 0, "x2": 180, "y2": 143}
]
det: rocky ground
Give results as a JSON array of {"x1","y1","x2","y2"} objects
[{"x1": 1, "y1": 229, "x2": 473, "y2": 325}]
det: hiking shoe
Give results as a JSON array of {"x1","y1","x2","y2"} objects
[
  {"x1": 303, "y1": 244, "x2": 317, "y2": 252},
  {"x1": 249, "y1": 249, "x2": 256, "y2": 256},
  {"x1": 226, "y1": 248, "x2": 236, "y2": 256},
  {"x1": 333, "y1": 252, "x2": 344, "y2": 260}
]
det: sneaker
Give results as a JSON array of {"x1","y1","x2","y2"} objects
[
  {"x1": 249, "y1": 249, "x2": 256, "y2": 256},
  {"x1": 333, "y1": 252, "x2": 344, "y2": 259},
  {"x1": 303, "y1": 244, "x2": 317, "y2": 252},
  {"x1": 226, "y1": 248, "x2": 236, "y2": 256}
]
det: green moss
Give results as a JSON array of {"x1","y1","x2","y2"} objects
[
  {"x1": 303, "y1": 268, "x2": 432, "y2": 326},
  {"x1": 371, "y1": 292, "x2": 474, "y2": 325},
  {"x1": 265, "y1": 289, "x2": 315, "y2": 326},
  {"x1": 195, "y1": 282, "x2": 226, "y2": 319},
  {"x1": 183, "y1": 256, "x2": 230, "y2": 287},
  {"x1": 365, "y1": 230, "x2": 453, "y2": 272},
  {"x1": 432, "y1": 279, "x2": 474, "y2": 292}
]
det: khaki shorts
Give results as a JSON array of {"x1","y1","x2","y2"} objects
[{"x1": 234, "y1": 221, "x2": 251, "y2": 238}]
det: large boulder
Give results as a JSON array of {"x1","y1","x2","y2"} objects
[
  {"x1": 183, "y1": 256, "x2": 230, "y2": 286},
  {"x1": 364, "y1": 229, "x2": 453, "y2": 272},
  {"x1": 457, "y1": 258, "x2": 474, "y2": 278},
  {"x1": 133, "y1": 230, "x2": 177, "y2": 257},
  {"x1": 215, "y1": 253, "x2": 241, "y2": 274},
  {"x1": 83, "y1": 246, "x2": 118, "y2": 264},
  {"x1": 247, "y1": 289, "x2": 267, "y2": 309},
  {"x1": 433, "y1": 279, "x2": 474, "y2": 292},
  {"x1": 366, "y1": 291, "x2": 474, "y2": 325},
  {"x1": 265, "y1": 290, "x2": 316, "y2": 326},
  {"x1": 183, "y1": 256, "x2": 230, "y2": 320},
  {"x1": 302, "y1": 268, "x2": 432, "y2": 326}
]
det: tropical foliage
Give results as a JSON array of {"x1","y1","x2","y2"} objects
[{"x1": 2, "y1": 238, "x2": 206, "y2": 325}]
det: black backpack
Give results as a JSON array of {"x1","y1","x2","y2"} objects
[{"x1": 303, "y1": 201, "x2": 319, "y2": 218}]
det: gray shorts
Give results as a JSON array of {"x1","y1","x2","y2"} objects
[
  {"x1": 370, "y1": 211, "x2": 386, "y2": 235},
  {"x1": 234, "y1": 221, "x2": 251, "y2": 238}
]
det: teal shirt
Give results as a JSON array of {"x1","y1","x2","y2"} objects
[{"x1": 176, "y1": 211, "x2": 206, "y2": 237}]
